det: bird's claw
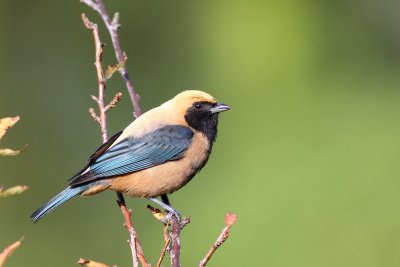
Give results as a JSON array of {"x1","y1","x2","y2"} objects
[
  {"x1": 161, "y1": 209, "x2": 181, "y2": 224},
  {"x1": 149, "y1": 197, "x2": 181, "y2": 224}
]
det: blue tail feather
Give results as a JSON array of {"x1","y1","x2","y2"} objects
[{"x1": 30, "y1": 185, "x2": 89, "y2": 223}]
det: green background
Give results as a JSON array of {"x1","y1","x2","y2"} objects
[{"x1": 1, "y1": 1, "x2": 400, "y2": 266}]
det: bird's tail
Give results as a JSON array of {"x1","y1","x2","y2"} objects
[{"x1": 30, "y1": 185, "x2": 89, "y2": 223}]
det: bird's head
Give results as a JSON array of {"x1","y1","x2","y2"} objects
[{"x1": 168, "y1": 90, "x2": 230, "y2": 142}]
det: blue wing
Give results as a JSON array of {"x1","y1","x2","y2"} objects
[{"x1": 69, "y1": 125, "x2": 194, "y2": 187}]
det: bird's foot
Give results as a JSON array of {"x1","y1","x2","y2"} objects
[
  {"x1": 162, "y1": 208, "x2": 181, "y2": 224},
  {"x1": 149, "y1": 197, "x2": 181, "y2": 224}
]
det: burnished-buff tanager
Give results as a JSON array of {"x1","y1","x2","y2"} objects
[{"x1": 31, "y1": 90, "x2": 230, "y2": 222}]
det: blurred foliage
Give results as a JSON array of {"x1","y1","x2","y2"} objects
[
  {"x1": 0, "y1": 186, "x2": 29, "y2": 198},
  {"x1": 77, "y1": 257, "x2": 116, "y2": 267},
  {"x1": 0, "y1": 117, "x2": 20, "y2": 141},
  {"x1": 0, "y1": 238, "x2": 23, "y2": 267},
  {"x1": 0, "y1": 117, "x2": 26, "y2": 156},
  {"x1": 1, "y1": 1, "x2": 400, "y2": 267},
  {"x1": 104, "y1": 59, "x2": 126, "y2": 81},
  {"x1": 0, "y1": 116, "x2": 26, "y2": 266},
  {"x1": 0, "y1": 185, "x2": 29, "y2": 200},
  {"x1": 0, "y1": 147, "x2": 27, "y2": 157}
]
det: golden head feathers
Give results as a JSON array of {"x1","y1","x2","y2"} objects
[{"x1": 173, "y1": 90, "x2": 217, "y2": 104}]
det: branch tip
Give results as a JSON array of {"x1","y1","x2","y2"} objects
[
  {"x1": 199, "y1": 212, "x2": 237, "y2": 267},
  {"x1": 81, "y1": 13, "x2": 97, "y2": 30},
  {"x1": 112, "y1": 12, "x2": 120, "y2": 29},
  {"x1": 155, "y1": 225, "x2": 171, "y2": 267},
  {"x1": 89, "y1": 108, "x2": 100, "y2": 123},
  {"x1": 225, "y1": 212, "x2": 238, "y2": 227},
  {"x1": 105, "y1": 92, "x2": 122, "y2": 112}
]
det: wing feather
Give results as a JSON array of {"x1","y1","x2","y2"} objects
[
  {"x1": 68, "y1": 131, "x2": 123, "y2": 181},
  {"x1": 69, "y1": 125, "x2": 194, "y2": 187}
]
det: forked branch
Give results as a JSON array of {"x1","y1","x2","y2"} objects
[
  {"x1": 81, "y1": 13, "x2": 148, "y2": 267},
  {"x1": 81, "y1": 0, "x2": 141, "y2": 118}
]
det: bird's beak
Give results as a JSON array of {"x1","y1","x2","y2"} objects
[{"x1": 210, "y1": 102, "x2": 231, "y2": 114}]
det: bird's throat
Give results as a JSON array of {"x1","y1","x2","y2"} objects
[{"x1": 184, "y1": 112, "x2": 219, "y2": 145}]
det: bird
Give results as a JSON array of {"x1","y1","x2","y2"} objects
[{"x1": 31, "y1": 90, "x2": 230, "y2": 222}]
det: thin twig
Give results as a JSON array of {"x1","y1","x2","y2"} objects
[
  {"x1": 180, "y1": 216, "x2": 191, "y2": 230},
  {"x1": 105, "y1": 92, "x2": 123, "y2": 112},
  {"x1": 117, "y1": 200, "x2": 149, "y2": 267},
  {"x1": 81, "y1": 0, "x2": 141, "y2": 118},
  {"x1": 89, "y1": 108, "x2": 100, "y2": 123},
  {"x1": 155, "y1": 224, "x2": 171, "y2": 267},
  {"x1": 199, "y1": 212, "x2": 237, "y2": 267},
  {"x1": 81, "y1": 13, "x2": 148, "y2": 267},
  {"x1": 82, "y1": 13, "x2": 108, "y2": 142},
  {"x1": 117, "y1": 200, "x2": 138, "y2": 267}
]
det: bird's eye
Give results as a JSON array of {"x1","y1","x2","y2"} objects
[{"x1": 194, "y1": 103, "x2": 202, "y2": 110}]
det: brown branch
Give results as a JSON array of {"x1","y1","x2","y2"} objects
[
  {"x1": 199, "y1": 212, "x2": 237, "y2": 267},
  {"x1": 170, "y1": 215, "x2": 181, "y2": 267},
  {"x1": 168, "y1": 215, "x2": 191, "y2": 267},
  {"x1": 117, "y1": 201, "x2": 149, "y2": 267},
  {"x1": 82, "y1": 13, "x2": 108, "y2": 142},
  {"x1": 81, "y1": 13, "x2": 149, "y2": 267},
  {"x1": 81, "y1": 0, "x2": 141, "y2": 118}
]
